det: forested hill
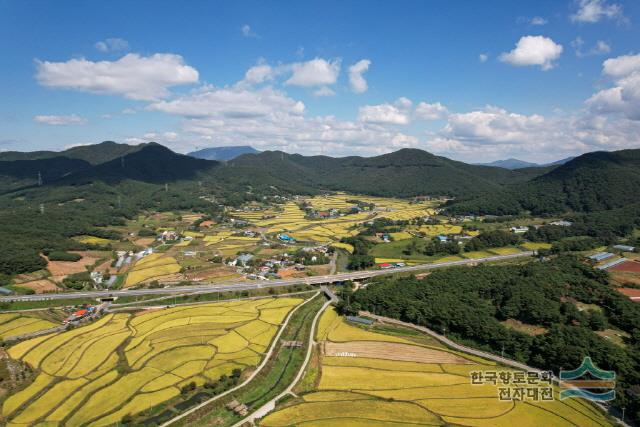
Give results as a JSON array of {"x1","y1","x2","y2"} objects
[
  {"x1": 448, "y1": 149, "x2": 640, "y2": 215},
  {"x1": 228, "y1": 148, "x2": 550, "y2": 197},
  {"x1": 0, "y1": 143, "x2": 553, "y2": 197},
  {"x1": 0, "y1": 141, "x2": 144, "y2": 165},
  {"x1": 338, "y1": 256, "x2": 640, "y2": 424}
]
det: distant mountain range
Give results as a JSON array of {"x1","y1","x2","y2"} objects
[
  {"x1": 188, "y1": 146, "x2": 260, "y2": 161},
  {"x1": 478, "y1": 157, "x2": 575, "y2": 169},
  {"x1": 1, "y1": 141, "x2": 638, "y2": 216}
]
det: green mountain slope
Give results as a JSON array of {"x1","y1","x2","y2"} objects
[
  {"x1": 229, "y1": 148, "x2": 549, "y2": 197},
  {"x1": 449, "y1": 149, "x2": 640, "y2": 214},
  {"x1": 0, "y1": 141, "x2": 144, "y2": 165}
]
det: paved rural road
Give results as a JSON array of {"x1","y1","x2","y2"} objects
[
  {"x1": 0, "y1": 252, "x2": 533, "y2": 302},
  {"x1": 231, "y1": 297, "x2": 332, "y2": 427},
  {"x1": 160, "y1": 292, "x2": 320, "y2": 427}
]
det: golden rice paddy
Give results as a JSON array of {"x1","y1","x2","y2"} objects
[
  {"x1": 0, "y1": 313, "x2": 57, "y2": 340},
  {"x1": 3, "y1": 297, "x2": 302, "y2": 426},
  {"x1": 260, "y1": 308, "x2": 611, "y2": 427},
  {"x1": 125, "y1": 254, "x2": 181, "y2": 286}
]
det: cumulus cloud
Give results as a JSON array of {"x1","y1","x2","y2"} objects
[
  {"x1": 35, "y1": 53, "x2": 199, "y2": 101},
  {"x1": 443, "y1": 107, "x2": 545, "y2": 144},
  {"x1": 602, "y1": 53, "x2": 640, "y2": 77},
  {"x1": 415, "y1": 102, "x2": 448, "y2": 120},
  {"x1": 424, "y1": 105, "x2": 640, "y2": 162},
  {"x1": 587, "y1": 53, "x2": 640, "y2": 120},
  {"x1": 348, "y1": 59, "x2": 371, "y2": 93},
  {"x1": 570, "y1": 0, "x2": 625, "y2": 23},
  {"x1": 149, "y1": 85, "x2": 305, "y2": 119},
  {"x1": 479, "y1": 53, "x2": 489, "y2": 63},
  {"x1": 95, "y1": 38, "x2": 129, "y2": 52},
  {"x1": 313, "y1": 86, "x2": 335, "y2": 97},
  {"x1": 499, "y1": 36, "x2": 563, "y2": 70},
  {"x1": 358, "y1": 98, "x2": 412, "y2": 125},
  {"x1": 33, "y1": 114, "x2": 87, "y2": 125},
  {"x1": 285, "y1": 58, "x2": 341, "y2": 87},
  {"x1": 244, "y1": 62, "x2": 276, "y2": 84}
]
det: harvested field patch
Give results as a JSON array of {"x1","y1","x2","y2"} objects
[
  {"x1": 47, "y1": 255, "x2": 96, "y2": 277},
  {"x1": 324, "y1": 341, "x2": 472, "y2": 364},
  {"x1": 13, "y1": 279, "x2": 59, "y2": 294}
]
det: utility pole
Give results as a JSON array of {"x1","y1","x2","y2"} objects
[
  {"x1": 165, "y1": 183, "x2": 168, "y2": 192},
  {"x1": 39, "y1": 204, "x2": 44, "y2": 215},
  {"x1": 37, "y1": 171, "x2": 42, "y2": 186},
  {"x1": 117, "y1": 195, "x2": 122, "y2": 209}
]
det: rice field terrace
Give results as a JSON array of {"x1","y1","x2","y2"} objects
[
  {"x1": 230, "y1": 193, "x2": 438, "y2": 244},
  {"x1": 0, "y1": 296, "x2": 303, "y2": 426},
  {"x1": 259, "y1": 308, "x2": 613, "y2": 427},
  {"x1": 0, "y1": 313, "x2": 58, "y2": 341}
]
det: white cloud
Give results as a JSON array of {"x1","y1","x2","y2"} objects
[
  {"x1": 570, "y1": 0, "x2": 625, "y2": 23},
  {"x1": 33, "y1": 114, "x2": 87, "y2": 125},
  {"x1": 395, "y1": 97, "x2": 413, "y2": 110},
  {"x1": 244, "y1": 62, "x2": 276, "y2": 84},
  {"x1": 285, "y1": 58, "x2": 341, "y2": 87},
  {"x1": 348, "y1": 59, "x2": 371, "y2": 93},
  {"x1": 241, "y1": 24, "x2": 258, "y2": 38},
  {"x1": 443, "y1": 107, "x2": 545, "y2": 144},
  {"x1": 572, "y1": 37, "x2": 611, "y2": 57},
  {"x1": 415, "y1": 102, "x2": 448, "y2": 120},
  {"x1": 149, "y1": 85, "x2": 305, "y2": 119},
  {"x1": 424, "y1": 105, "x2": 640, "y2": 163},
  {"x1": 95, "y1": 38, "x2": 129, "y2": 52},
  {"x1": 499, "y1": 36, "x2": 563, "y2": 70},
  {"x1": 313, "y1": 87, "x2": 335, "y2": 97},
  {"x1": 358, "y1": 101, "x2": 410, "y2": 125},
  {"x1": 479, "y1": 53, "x2": 489, "y2": 63},
  {"x1": 587, "y1": 53, "x2": 640, "y2": 120},
  {"x1": 530, "y1": 16, "x2": 548, "y2": 25},
  {"x1": 602, "y1": 53, "x2": 640, "y2": 77},
  {"x1": 35, "y1": 53, "x2": 199, "y2": 101}
]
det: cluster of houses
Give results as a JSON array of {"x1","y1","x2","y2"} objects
[{"x1": 230, "y1": 245, "x2": 330, "y2": 280}]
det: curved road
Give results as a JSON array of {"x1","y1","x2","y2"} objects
[{"x1": 0, "y1": 252, "x2": 533, "y2": 302}]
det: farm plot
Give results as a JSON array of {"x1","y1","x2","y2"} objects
[
  {"x1": 260, "y1": 308, "x2": 611, "y2": 427},
  {"x1": 3, "y1": 297, "x2": 302, "y2": 426},
  {"x1": 0, "y1": 313, "x2": 57, "y2": 340},
  {"x1": 124, "y1": 254, "x2": 181, "y2": 286},
  {"x1": 231, "y1": 194, "x2": 437, "y2": 245},
  {"x1": 13, "y1": 279, "x2": 60, "y2": 294}
]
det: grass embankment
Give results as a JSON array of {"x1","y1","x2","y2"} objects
[{"x1": 172, "y1": 293, "x2": 326, "y2": 427}]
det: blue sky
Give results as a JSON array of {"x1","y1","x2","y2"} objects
[{"x1": 1, "y1": 0, "x2": 639, "y2": 162}]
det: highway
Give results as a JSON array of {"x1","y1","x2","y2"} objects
[{"x1": 0, "y1": 252, "x2": 533, "y2": 303}]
